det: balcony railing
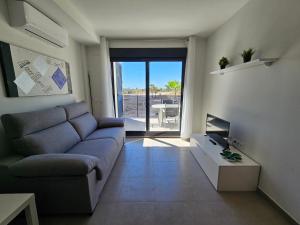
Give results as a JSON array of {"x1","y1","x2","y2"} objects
[{"x1": 121, "y1": 94, "x2": 181, "y2": 131}]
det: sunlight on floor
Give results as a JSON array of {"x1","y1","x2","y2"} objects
[{"x1": 126, "y1": 138, "x2": 190, "y2": 147}]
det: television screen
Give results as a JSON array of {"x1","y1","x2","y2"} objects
[{"x1": 206, "y1": 114, "x2": 230, "y2": 138}]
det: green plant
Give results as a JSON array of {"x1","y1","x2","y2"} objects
[
  {"x1": 220, "y1": 149, "x2": 242, "y2": 162},
  {"x1": 165, "y1": 80, "x2": 181, "y2": 97},
  {"x1": 241, "y1": 48, "x2": 255, "y2": 63},
  {"x1": 219, "y1": 57, "x2": 230, "y2": 69}
]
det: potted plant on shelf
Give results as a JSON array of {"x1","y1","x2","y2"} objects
[
  {"x1": 241, "y1": 48, "x2": 255, "y2": 63},
  {"x1": 219, "y1": 57, "x2": 230, "y2": 69}
]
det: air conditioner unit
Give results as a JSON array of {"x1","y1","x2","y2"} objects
[{"x1": 7, "y1": 0, "x2": 69, "y2": 48}]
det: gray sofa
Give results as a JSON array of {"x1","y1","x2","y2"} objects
[{"x1": 0, "y1": 101, "x2": 125, "y2": 214}]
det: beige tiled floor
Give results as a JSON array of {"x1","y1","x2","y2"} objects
[{"x1": 12, "y1": 138, "x2": 293, "y2": 225}]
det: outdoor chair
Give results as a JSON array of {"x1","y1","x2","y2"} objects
[
  {"x1": 163, "y1": 107, "x2": 179, "y2": 128},
  {"x1": 162, "y1": 99, "x2": 174, "y2": 104}
]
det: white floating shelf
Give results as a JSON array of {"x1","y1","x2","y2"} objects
[{"x1": 210, "y1": 58, "x2": 278, "y2": 75}]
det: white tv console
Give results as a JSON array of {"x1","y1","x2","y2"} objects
[{"x1": 190, "y1": 134, "x2": 260, "y2": 191}]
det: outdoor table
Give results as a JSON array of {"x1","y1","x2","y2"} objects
[{"x1": 151, "y1": 104, "x2": 179, "y2": 126}]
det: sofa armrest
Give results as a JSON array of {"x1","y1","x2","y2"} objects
[
  {"x1": 9, "y1": 154, "x2": 103, "y2": 180},
  {"x1": 98, "y1": 117, "x2": 124, "y2": 128}
]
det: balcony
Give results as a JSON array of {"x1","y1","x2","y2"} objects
[{"x1": 121, "y1": 94, "x2": 181, "y2": 132}]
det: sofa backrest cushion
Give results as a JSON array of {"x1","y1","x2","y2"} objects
[
  {"x1": 13, "y1": 122, "x2": 81, "y2": 156},
  {"x1": 63, "y1": 101, "x2": 90, "y2": 120},
  {"x1": 70, "y1": 113, "x2": 97, "y2": 140},
  {"x1": 61, "y1": 101, "x2": 97, "y2": 140},
  {"x1": 1, "y1": 107, "x2": 66, "y2": 139},
  {"x1": 1, "y1": 107, "x2": 81, "y2": 156}
]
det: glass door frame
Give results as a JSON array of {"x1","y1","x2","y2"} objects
[{"x1": 110, "y1": 50, "x2": 186, "y2": 137}]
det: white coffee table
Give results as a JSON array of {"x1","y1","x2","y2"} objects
[{"x1": 0, "y1": 194, "x2": 39, "y2": 225}]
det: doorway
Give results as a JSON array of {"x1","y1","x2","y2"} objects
[{"x1": 110, "y1": 48, "x2": 186, "y2": 137}]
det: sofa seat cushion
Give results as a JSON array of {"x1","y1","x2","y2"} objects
[
  {"x1": 68, "y1": 139, "x2": 119, "y2": 176},
  {"x1": 69, "y1": 113, "x2": 97, "y2": 140},
  {"x1": 85, "y1": 127, "x2": 125, "y2": 148}
]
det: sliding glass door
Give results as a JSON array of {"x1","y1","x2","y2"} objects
[
  {"x1": 112, "y1": 62, "x2": 146, "y2": 132},
  {"x1": 149, "y1": 62, "x2": 183, "y2": 132},
  {"x1": 110, "y1": 48, "x2": 186, "y2": 136},
  {"x1": 112, "y1": 60, "x2": 184, "y2": 136}
]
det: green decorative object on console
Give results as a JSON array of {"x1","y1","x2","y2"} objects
[{"x1": 220, "y1": 149, "x2": 242, "y2": 162}]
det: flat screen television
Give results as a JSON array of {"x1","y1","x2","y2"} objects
[{"x1": 206, "y1": 114, "x2": 230, "y2": 148}]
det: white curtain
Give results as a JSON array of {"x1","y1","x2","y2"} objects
[
  {"x1": 92, "y1": 37, "x2": 115, "y2": 118},
  {"x1": 181, "y1": 36, "x2": 197, "y2": 139}
]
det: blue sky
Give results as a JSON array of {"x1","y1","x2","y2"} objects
[{"x1": 121, "y1": 62, "x2": 182, "y2": 89}]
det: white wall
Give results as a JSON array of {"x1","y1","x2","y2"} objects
[
  {"x1": 201, "y1": 0, "x2": 300, "y2": 222},
  {"x1": 0, "y1": 0, "x2": 88, "y2": 157}
]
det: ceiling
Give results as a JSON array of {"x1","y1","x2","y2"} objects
[{"x1": 70, "y1": 0, "x2": 249, "y2": 38}]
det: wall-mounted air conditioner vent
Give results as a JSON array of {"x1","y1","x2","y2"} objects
[{"x1": 7, "y1": 0, "x2": 69, "y2": 48}]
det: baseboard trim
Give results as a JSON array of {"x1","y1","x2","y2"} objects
[{"x1": 257, "y1": 188, "x2": 299, "y2": 225}]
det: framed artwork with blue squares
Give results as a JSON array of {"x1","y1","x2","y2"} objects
[{"x1": 0, "y1": 41, "x2": 72, "y2": 97}]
